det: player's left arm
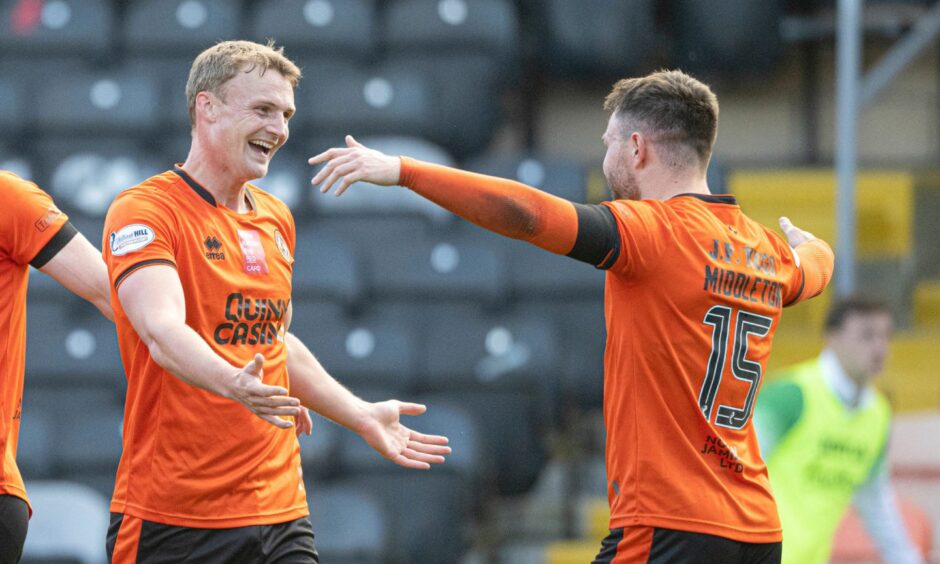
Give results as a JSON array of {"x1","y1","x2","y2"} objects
[
  {"x1": 309, "y1": 136, "x2": 620, "y2": 267},
  {"x1": 778, "y1": 217, "x2": 835, "y2": 305},
  {"x1": 283, "y1": 303, "x2": 450, "y2": 470},
  {"x1": 854, "y1": 451, "x2": 926, "y2": 564},
  {"x1": 36, "y1": 230, "x2": 113, "y2": 321}
]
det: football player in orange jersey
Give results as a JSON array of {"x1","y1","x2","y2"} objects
[
  {"x1": 1, "y1": 170, "x2": 113, "y2": 562},
  {"x1": 103, "y1": 41, "x2": 450, "y2": 562},
  {"x1": 311, "y1": 69, "x2": 834, "y2": 563}
]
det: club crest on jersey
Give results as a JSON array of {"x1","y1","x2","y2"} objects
[
  {"x1": 109, "y1": 224, "x2": 155, "y2": 256},
  {"x1": 273, "y1": 229, "x2": 292, "y2": 263},
  {"x1": 237, "y1": 229, "x2": 269, "y2": 275}
]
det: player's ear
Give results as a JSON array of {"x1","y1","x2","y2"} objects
[
  {"x1": 631, "y1": 132, "x2": 647, "y2": 167},
  {"x1": 195, "y1": 91, "x2": 217, "y2": 123}
]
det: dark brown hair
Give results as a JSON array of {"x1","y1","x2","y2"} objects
[
  {"x1": 603, "y1": 69, "x2": 718, "y2": 170},
  {"x1": 824, "y1": 295, "x2": 893, "y2": 332}
]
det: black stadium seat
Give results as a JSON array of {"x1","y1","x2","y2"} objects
[
  {"x1": 464, "y1": 153, "x2": 588, "y2": 203},
  {"x1": 0, "y1": 78, "x2": 25, "y2": 133},
  {"x1": 297, "y1": 410, "x2": 341, "y2": 479},
  {"x1": 34, "y1": 68, "x2": 160, "y2": 133},
  {"x1": 250, "y1": 0, "x2": 377, "y2": 62},
  {"x1": 0, "y1": 0, "x2": 114, "y2": 57},
  {"x1": 123, "y1": 0, "x2": 241, "y2": 56},
  {"x1": 292, "y1": 229, "x2": 363, "y2": 304}
]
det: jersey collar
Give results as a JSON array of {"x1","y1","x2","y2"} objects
[
  {"x1": 173, "y1": 165, "x2": 256, "y2": 212},
  {"x1": 673, "y1": 193, "x2": 738, "y2": 205}
]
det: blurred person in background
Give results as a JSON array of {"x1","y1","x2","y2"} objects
[
  {"x1": 1, "y1": 170, "x2": 112, "y2": 563},
  {"x1": 310, "y1": 69, "x2": 834, "y2": 563},
  {"x1": 755, "y1": 296, "x2": 925, "y2": 564},
  {"x1": 102, "y1": 40, "x2": 449, "y2": 562}
]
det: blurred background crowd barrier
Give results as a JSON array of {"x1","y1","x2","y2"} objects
[{"x1": 3, "y1": 0, "x2": 940, "y2": 562}]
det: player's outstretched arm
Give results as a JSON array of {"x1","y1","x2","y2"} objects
[
  {"x1": 39, "y1": 231, "x2": 114, "y2": 321},
  {"x1": 309, "y1": 136, "x2": 580, "y2": 256},
  {"x1": 117, "y1": 265, "x2": 302, "y2": 429},
  {"x1": 284, "y1": 328, "x2": 450, "y2": 470},
  {"x1": 778, "y1": 216, "x2": 835, "y2": 302}
]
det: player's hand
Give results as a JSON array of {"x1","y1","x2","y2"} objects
[
  {"x1": 295, "y1": 407, "x2": 313, "y2": 437},
  {"x1": 229, "y1": 353, "x2": 301, "y2": 430},
  {"x1": 308, "y1": 135, "x2": 401, "y2": 197},
  {"x1": 778, "y1": 216, "x2": 816, "y2": 248},
  {"x1": 357, "y1": 400, "x2": 451, "y2": 470}
]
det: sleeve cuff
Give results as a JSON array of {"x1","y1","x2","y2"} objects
[{"x1": 30, "y1": 221, "x2": 79, "y2": 269}]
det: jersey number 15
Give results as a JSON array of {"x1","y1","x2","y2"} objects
[{"x1": 698, "y1": 306, "x2": 773, "y2": 430}]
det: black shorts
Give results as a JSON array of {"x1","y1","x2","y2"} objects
[
  {"x1": 0, "y1": 495, "x2": 29, "y2": 564},
  {"x1": 106, "y1": 513, "x2": 318, "y2": 564},
  {"x1": 593, "y1": 526, "x2": 781, "y2": 564}
]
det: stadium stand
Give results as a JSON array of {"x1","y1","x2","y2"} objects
[
  {"x1": 307, "y1": 484, "x2": 388, "y2": 564},
  {"x1": 0, "y1": 0, "x2": 114, "y2": 58},
  {"x1": 122, "y1": 0, "x2": 241, "y2": 56},
  {"x1": 20, "y1": 481, "x2": 110, "y2": 564},
  {"x1": 250, "y1": 0, "x2": 377, "y2": 63}
]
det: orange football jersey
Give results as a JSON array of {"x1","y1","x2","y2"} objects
[
  {"x1": 102, "y1": 168, "x2": 306, "y2": 528},
  {"x1": 600, "y1": 194, "x2": 808, "y2": 543},
  {"x1": 0, "y1": 171, "x2": 71, "y2": 512}
]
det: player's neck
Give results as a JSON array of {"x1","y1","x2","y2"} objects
[
  {"x1": 181, "y1": 149, "x2": 251, "y2": 212},
  {"x1": 642, "y1": 169, "x2": 710, "y2": 201}
]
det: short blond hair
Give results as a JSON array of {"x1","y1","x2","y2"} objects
[
  {"x1": 604, "y1": 69, "x2": 718, "y2": 169},
  {"x1": 186, "y1": 40, "x2": 302, "y2": 127}
]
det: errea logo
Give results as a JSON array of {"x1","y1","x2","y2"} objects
[{"x1": 204, "y1": 236, "x2": 225, "y2": 261}]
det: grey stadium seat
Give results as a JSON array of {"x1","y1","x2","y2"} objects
[
  {"x1": 21, "y1": 481, "x2": 110, "y2": 564},
  {"x1": 36, "y1": 137, "x2": 163, "y2": 217},
  {"x1": 17, "y1": 403, "x2": 54, "y2": 479},
  {"x1": 297, "y1": 410, "x2": 341, "y2": 479},
  {"x1": 307, "y1": 484, "x2": 387, "y2": 564},
  {"x1": 0, "y1": 78, "x2": 25, "y2": 133},
  {"x1": 287, "y1": 302, "x2": 420, "y2": 391},
  {"x1": 249, "y1": 149, "x2": 311, "y2": 216},
  {"x1": 0, "y1": 149, "x2": 33, "y2": 184},
  {"x1": 35, "y1": 68, "x2": 160, "y2": 133},
  {"x1": 123, "y1": 0, "x2": 241, "y2": 56},
  {"x1": 25, "y1": 300, "x2": 124, "y2": 385},
  {"x1": 539, "y1": 0, "x2": 655, "y2": 77},
  {"x1": 0, "y1": 0, "x2": 114, "y2": 57},
  {"x1": 302, "y1": 61, "x2": 438, "y2": 142},
  {"x1": 292, "y1": 229, "x2": 364, "y2": 305},
  {"x1": 383, "y1": 0, "x2": 519, "y2": 82},
  {"x1": 464, "y1": 153, "x2": 588, "y2": 203},
  {"x1": 250, "y1": 0, "x2": 377, "y2": 61}
]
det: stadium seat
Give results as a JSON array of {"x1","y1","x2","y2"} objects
[
  {"x1": 465, "y1": 152, "x2": 588, "y2": 203},
  {"x1": 249, "y1": 149, "x2": 311, "y2": 216},
  {"x1": 123, "y1": 0, "x2": 241, "y2": 56},
  {"x1": 21, "y1": 481, "x2": 110, "y2": 564},
  {"x1": 0, "y1": 150, "x2": 34, "y2": 184},
  {"x1": 36, "y1": 137, "x2": 163, "y2": 217},
  {"x1": 123, "y1": 57, "x2": 194, "y2": 132},
  {"x1": 57, "y1": 402, "x2": 123, "y2": 475},
  {"x1": 250, "y1": 0, "x2": 377, "y2": 62},
  {"x1": 0, "y1": 0, "x2": 114, "y2": 57},
  {"x1": 17, "y1": 403, "x2": 54, "y2": 479},
  {"x1": 297, "y1": 410, "x2": 341, "y2": 479},
  {"x1": 301, "y1": 61, "x2": 438, "y2": 143},
  {"x1": 307, "y1": 484, "x2": 387, "y2": 564},
  {"x1": 287, "y1": 302, "x2": 420, "y2": 390},
  {"x1": 538, "y1": 0, "x2": 655, "y2": 77},
  {"x1": 365, "y1": 231, "x2": 508, "y2": 303},
  {"x1": 383, "y1": 0, "x2": 519, "y2": 81},
  {"x1": 0, "y1": 77, "x2": 24, "y2": 133},
  {"x1": 671, "y1": 0, "x2": 783, "y2": 74},
  {"x1": 509, "y1": 243, "x2": 605, "y2": 299},
  {"x1": 25, "y1": 300, "x2": 124, "y2": 385},
  {"x1": 292, "y1": 229, "x2": 364, "y2": 305},
  {"x1": 34, "y1": 67, "x2": 159, "y2": 134},
  {"x1": 308, "y1": 135, "x2": 456, "y2": 221},
  {"x1": 384, "y1": 55, "x2": 502, "y2": 157}
]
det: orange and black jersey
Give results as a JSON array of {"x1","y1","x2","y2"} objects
[
  {"x1": 398, "y1": 158, "x2": 834, "y2": 543},
  {"x1": 0, "y1": 171, "x2": 77, "y2": 512},
  {"x1": 103, "y1": 167, "x2": 305, "y2": 528}
]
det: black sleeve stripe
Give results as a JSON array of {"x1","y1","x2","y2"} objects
[
  {"x1": 114, "y1": 259, "x2": 177, "y2": 289},
  {"x1": 783, "y1": 265, "x2": 806, "y2": 308},
  {"x1": 566, "y1": 203, "x2": 621, "y2": 270},
  {"x1": 30, "y1": 221, "x2": 79, "y2": 269}
]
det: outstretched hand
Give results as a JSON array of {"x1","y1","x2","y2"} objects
[
  {"x1": 308, "y1": 135, "x2": 401, "y2": 196},
  {"x1": 358, "y1": 400, "x2": 451, "y2": 470},
  {"x1": 229, "y1": 353, "x2": 301, "y2": 430},
  {"x1": 778, "y1": 216, "x2": 816, "y2": 248}
]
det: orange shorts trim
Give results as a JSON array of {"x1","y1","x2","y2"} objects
[{"x1": 111, "y1": 514, "x2": 142, "y2": 564}]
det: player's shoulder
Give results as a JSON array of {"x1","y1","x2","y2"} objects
[
  {"x1": 111, "y1": 171, "x2": 180, "y2": 206},
  {"x1": 247, "y1": 183, "x2": 293, "y2": 220},
  {"x1": 0, "y1": 170, "x2": 50, "y2": 199}
]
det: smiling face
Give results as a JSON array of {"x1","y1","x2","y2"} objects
[{"x1": 202, "y1": 66, "x2": 296, "y2": 182}]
